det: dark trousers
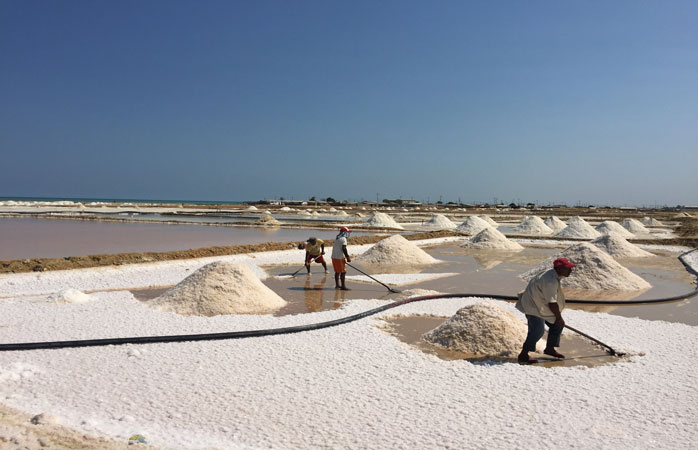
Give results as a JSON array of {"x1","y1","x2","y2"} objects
[{"x1": 523, "y1": 314, "x2": 563, "y2": 352}]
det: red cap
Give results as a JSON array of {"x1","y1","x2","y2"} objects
[
  {"x1": 553, "y1": 257, "x2": 577, "y2": 269},
  {"x1": 340, "y1": 227, "x2": 352, "y2": 233}
]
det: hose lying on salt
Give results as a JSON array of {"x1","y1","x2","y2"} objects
[{"x1": 1, "y1": 249, "x2": 695, "y2": 352}]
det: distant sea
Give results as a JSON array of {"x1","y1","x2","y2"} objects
[{"x1": 0, "y1": 196, "x2": 250, "y2": 205}]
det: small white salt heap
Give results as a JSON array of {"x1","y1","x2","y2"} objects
[
  {"x1": 353, "y1": 235, "x2": 438, "y2": 265},
  {"x1": 48, "y1": 289, "x2": 93, "y2": 304},
  {"x1": 364, "y1": 212, "x2": 404, "y2": 229},
  {"x1": 641, "y1": 217, "x2": 663, "y2": 226},
  {"x1": 554, "y1": 216, "x2": 601, "y2": 239},
  {"x1": 512, "y1": 216, "x2": 553, "y2": 235},
  {"x1": 423, "y1": 302, "x2": 534, "y2": 357},
  {"x1": 595, "y1": 221, "x2": 635, "y2": 238},
  {"x1": 621, "y1": 218, "x2": 650, "y2": 234},
  {"x1": 335, "y1": 210, "x2": 349, "y2": 217},
  {"x1": 245, "y1": 205, "x2": 258, "y2": 211},
  {"x1": 150, "y1": 262, "x2": 287, "y2": 316},
  {"x1": 544, "y1": 216, "x2": 567, "y2": 232},
  {"x1": 255, "y1": 213, "x2": 280, "y2": 225},
  {"x1": 456, "y1": 216, "x2": 492, "y2": 235},
  {"x1": 280, "y1": 206, "x2": 292, "y2": 211},
  {"x1": 520, "y1": 242, "x2": 651, "y2": 290},
  {"x1": 478, "y1": 215, "x2": 499, "y2": 227},
  {"x1": 424, "y1": 214, "x2": 456, "y2": 230},
  {"x1": 461, "y1": 227, "x2": 524, "y2": 250},
  {"x1": 591, "y1": 233, "x2": 654, "y2": 258}
]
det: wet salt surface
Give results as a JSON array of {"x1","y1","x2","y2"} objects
[{"x1": 0, "y1": 217, "x2": 373, "y2": 259}]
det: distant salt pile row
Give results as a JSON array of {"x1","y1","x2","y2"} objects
[
  {"x1": 365, "y1": 212, "x2": 404, "y2": 229},
  {"x1": 591, "y1": 233, "x2": 654, "y2": 258},
  {"x1": 424, "y1": 214, "x2": 456, "y2": 230},
  {"x1": 461, "y1": 228, "x2": 524, "y2": 250},
  {"x1": 641, "y1": 217, "x2": 663, "y2": 226},
  {"x1": 544, "y1": 216, "x2": 567, "y2": 232},
  {"x1": 520, "y1": 243, "x2": 651, "y2": 290},
  {"x1": 512, "y1": 216, "x2": 553, "y2": 235},
  {"x1": 595, "y1": 220, "x2": 635, "y2": 238},
  {"x1": 621, "y1": 218, "x2": 650, "y2": 234},
  {"x1": 151, "y1": 262, "x2": 287, "y2": 316},
  {"x1": 456, "y1": 216, "x2": 492, "y2": 235},
  {"x1": 353, "y1": 235, "x2": 438, "y2": 265},
  {"x1": 424, "y1": 303, "x2": 532, "y2": 356},
  {"x1": 48, "y1": 289, "x2": 93, "y2": 304},
  {"x1": 553, "y1": 216, "x2": 601, "y2": 239}
]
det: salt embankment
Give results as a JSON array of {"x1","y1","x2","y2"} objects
[
  {"x1": 456, "y1": 216, "x2": 492, "y2": 235},
  {"x1": 150, "y1": 262, "x2": 287, "y2": 315},
  {"x1": 423, "y1": 302, "x2": 535, "y2": 356},
  {"x1": 461, "y1": 227, "x2": 524, "y2": 250},
  {"x1": 591, "y1": 233, "x2": 654, "y2": 258},
  {"x1": 512, "y1": 216, "x2": 553, "y2": 235},
  {"x1": 520, "y1": 243, "x2": 652, "y2": 290},
  {"x1": 622, "y1": 218, "x2": 650, "y2": 234},
  {"x1": 544, "y1": 216, "x2": 567, "y2": 232},
  {"x1": 353, "y1": 235, "x2": 438, "y2": 265},
  {"x1": 554, "y1": 216, "x2": 601, "y2": 239},
  {"x1": 365, "y1": 212, "x2": 404, "y2": 230},
  {"x1": 595, "y1": 221, "x2": 635, "y2": 238},
  {"x1": 423, "y1": 214, "x2": 457, "y2": 230}
]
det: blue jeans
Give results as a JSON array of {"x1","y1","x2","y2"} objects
[{"x1": 523, "y1": 315, "x2": 563, "y2": 352}]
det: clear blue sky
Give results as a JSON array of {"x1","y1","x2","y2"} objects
[{"x1": 1, "y1": 1, "x2": 696, "y2": 206}]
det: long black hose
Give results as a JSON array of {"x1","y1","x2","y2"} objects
[{"x1": 1, "y1": 249, "x2": 695, "y2": 352}]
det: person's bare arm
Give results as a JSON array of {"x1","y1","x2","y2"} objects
[
  {"x1": 549, "y1": 303, "x2": 564, "y2": 327},
  {"x1": 342, "y1": 245, "x2": 351, "y2": 262}
]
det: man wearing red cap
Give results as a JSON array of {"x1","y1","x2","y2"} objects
[
  {"x1": 515, "y1": 257, "x2": 577, "y2": 363},
  {"x1": 331, "y1": 227, "x2": 352, "y2": 290}
]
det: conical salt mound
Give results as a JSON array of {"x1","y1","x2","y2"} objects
[
  {"x1": 255, "y1": 213, "x2": 280, "y2": 225},
  {"x1": 423, "y1": 302, "x2": 534, "y2": 357},
  {"x1": 512, "y1": 216, "x2": 553, "y2": 235},
  {"x1": 335, "y1": 210, "x2": 349, "y2": 217},
  {"x1": 554, "y1": 217, "x2": 601, "y2": 239},
  {"x1": 641, "y1": 217, "x2": 663, "y2": 226},
  {"x1": 621, "y1": 218, "x2": 649, "y2": 234},
  {"x1": 299, "y1": 210, "x2": 311, "y2": 216},
  {"x1": 461, "y1": 227, "x2": 524, "y2": 250},
  {"x1": 591, "y1": 233, "x2": 654, "y2": 258},
  {"x1": 544, "y1": 216, "x2": 567, "y2": 232},
  {"x1": 520, "y1": 243, "x2": 651, "y2": 290},
  {"x1": 456, "y1": 216, "x2": 492, "y2": 235},
  {"x1": 595, "y1": 221, "x2": 635, "y2": 238},
  {"x1": 150, "y1": 262, "x2": 287, "y2": 316},
  {"x1": 245, "y1": 205, "x2": 258, "y2": 211},
  {"x1": 353, "y1": 235, "x2": 438, "y2": 265},
  {"x1": 478, "y1": 215, "x2": 499, "y2": 227},
  {"x1": 365, "y1": 212, "x2": 404, "y2": 229},
  {"x1": 424, "y1": 214, "x2": 456, "y2": 230}
]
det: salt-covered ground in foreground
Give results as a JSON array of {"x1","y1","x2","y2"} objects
[{"x1": 0, "y1": 240, "x2": 696, "y2": 449}]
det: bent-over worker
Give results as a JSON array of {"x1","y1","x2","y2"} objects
[
  {"x1": 515, "y1": 257, "x2": 576, "y2": 363},
  {"x1": 303, "y1": 237, "x2": 327, "y2": 274}
]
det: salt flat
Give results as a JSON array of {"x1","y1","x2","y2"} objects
[{"x1": 0, "y1": 240, "x2": 696, "y2": 449}]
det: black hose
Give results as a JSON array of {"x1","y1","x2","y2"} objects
[{"x1": 1, "y1": 249, "x2": 695, "y2": 352}]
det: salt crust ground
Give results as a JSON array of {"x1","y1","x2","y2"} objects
[{"x1": 0, "y1": 240, "x2": 696, "y2": 449}]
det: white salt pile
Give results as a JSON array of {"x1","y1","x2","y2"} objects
[
  {"x1": 424, "y1": 214, "x2": 456, "y2": 230},
  {"x1": 595, "y1": 221, "x2": 635, "y2": 238},
  {"x1": 335, "y1": 210, "x2": 349, "y2": 217},
  {"x1": 461, "y1": 227, "x2": 524, "y2": 250},
  {"x1": 554, "y1": 216, "x2": 601, "y2": 239},
  {"x1": 544, "y1": 216, "x2": 567, "y2": 232},
  {"x1": 456, "y1": 216, "x2": 492, "y2": 235},
  {"x1": 47, "y1": 289, "x2": 93, "y2": 304},
  {"x1": 280, "y1": 206, "x2": 292, "y2": 211},
  {"x1": 591, "y1": 233, "x2": 654, "y2": 258},
  {"x1": 512, "y1": 216, "x2": 553, "y2": 235},
  {"x1": 364, "y1": 212, "x2": 404, "y2": 229},
  {"x1": 423, "y1": 302, "x2": 534, "y2": 357},
  {"x1": 245, "y1": 206, "x2": 258, "y2": 211},
  {"x1": 299, "y1": 210, "x2": 311, "y2": 216},
  {"x1": 478, "y1": 215, "x2": 499, "y2": 227},
  {"x1": 520, "y1": 243, "x2": 652, "y2": 290},
  {"x1": 621, "y1": 218, "x2": 650, "y2": 234},
  {"x1": 353, "y1": 235, "x2": 438, "y2": 265},
  {"x1": 641, "y1": 217, "x2": 664, "y2": 226},
  {"x1": 255, "y1": 213, "x2": 280, "y2": 225},
  {"x1": 150, "y1": 262, "x2": 287, "y2": 316}
]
